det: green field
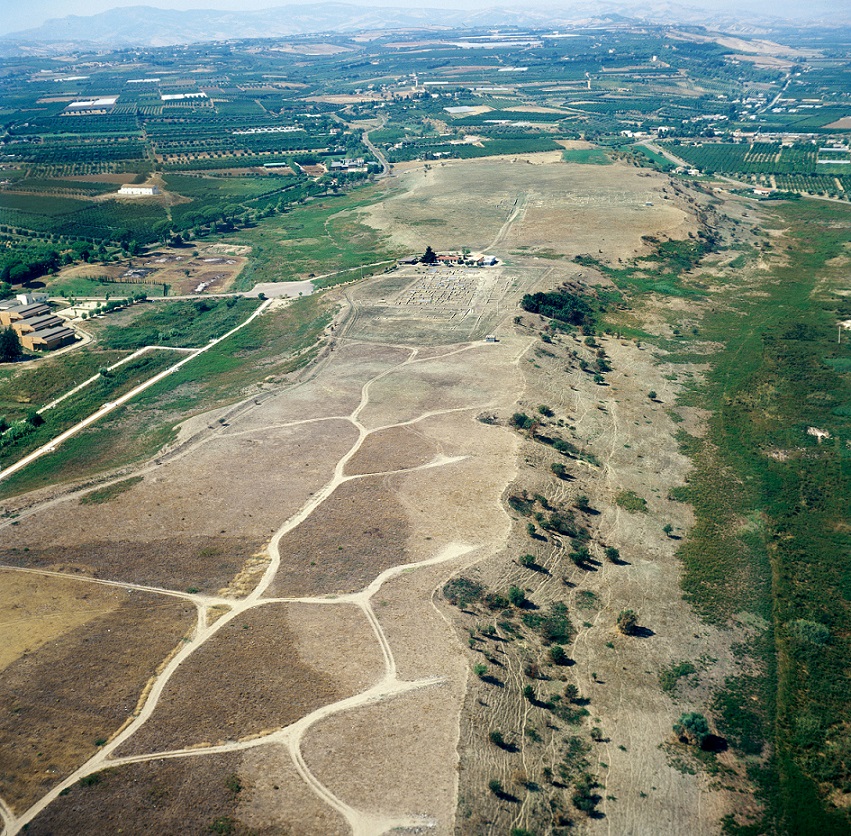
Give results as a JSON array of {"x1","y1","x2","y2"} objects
[
  {"x1": 0, "y1": 294, "x2": 331, "y2": 498},
  {"x1": 659, "y1": 201, "x2": 851, "y2": 833},
  {"x1": 562, "y1": 147, "x2": 612, "y2": 165}
]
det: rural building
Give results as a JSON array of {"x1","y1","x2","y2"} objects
[
  {"x1": 0, "y1": 302, "x2": 52, "y2": 326},
  {"x1": 19, "y1": 325, "x2": 75, "y2": 352},
  {"x1": 13, "y1": 313, "x2": 65, "y2": 335},
  {"x1": 0, "y1": 301, "x2": 76, "y2": 352},
  {"x1": 63, "y1": 97, "x2": 118, "y2": 115},
  {"x1": 15, "y1": 293, "x2": 48, "y2": 305},
  {"x1": 118, "y1": 184, "x2": 161, "y2": 196},
  {"x1": 330, "y1": 158, "x2": 366, "y2": 171}
]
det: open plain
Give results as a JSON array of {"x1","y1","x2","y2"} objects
[{"x1": 0, "y1": 154, "x2": 748, "y2": 834}]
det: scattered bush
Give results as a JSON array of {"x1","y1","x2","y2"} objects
[
  {"x1": 615, "y1": 490, "x2": 648, "y2": 513},
  {"x1": 443, "y1": 576, "x2": 484, "y2": 608},
  {"x1": 673, "y1": 711, "x2": 710, "y2": 747},
  {"x1": 617, "y1": 609, "x2": 638, "y2": 635},
  {"x1": 659, "y1": 661, "x2": 697, "y2": 693}
]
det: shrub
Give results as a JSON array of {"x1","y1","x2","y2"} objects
[
  {"x1": 617, "y1": 609, "x2": 638, "y2": 635},
  {"x1": 511, "y1": 412, "x2": 535, "y2": 430},
  {"x1": 673, "y1": 712, "x2": 710, "y2": 746},
  {"x1": 474, "y1": 663, "x2": 488, "y2": 678},
  {"x1": 540, "y1": 602, "x2": 573, "y2": 644},
  {"x1": 659, "y1": 661, "x2": 697, "y2": 693},
  {"x1": 551, "y1": 462, "x2": 570, "y2": 479},
  {"x1": 550, "y1": 645, "x2": 569, "y2": 665},
  {"x1": 521, "y1": 289, "x2": 596, "y2": 330},
  {"x1": 519, "y1": 553, "x2": 537, "y2": 569},
  {"x1": 0, "y1": 327, "x2": 22, "y2": 362},
  {"x1": 508, "y1": 586, "x2": 527, "y2": 607},
  {"x1": 443, "y1": 576, "x2": 484, "y2": 608},
  {"x1": 572, "y1": 773, "x2": 600, "y2": 813},
  {"x1": 788, "y1": 619, "x2": 830, "y2": 647},
  {"x1": 79, "y1": 773, "x2": 102, "y2": 787},
  {"x1": 615, "y1": 490, "x2": 648, "y2": 513},
  {"x1": 569, "y1": 546, "x2": 591, "y2": 565},
  {"x1": 484, "y1": 592, "x2": 509, "y2": 610}
]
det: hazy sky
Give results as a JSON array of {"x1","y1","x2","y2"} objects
[{"x1": 1, "y1": 0, "x2": 834, "y2": 38}]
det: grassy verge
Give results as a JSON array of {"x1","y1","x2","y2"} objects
[
  {"x1": 0, "y1": 294, "x2": 332, "y2": 498},
  {"x1": 94, "y1": 297, "x2": 261, "y2": 350},
  {"x1": 665, "y1": 200, "x2": 851, "y2": 832},
  {"x1": 0, "y1": 350, "x2": 180, "y2": 472},
  {"x1": 0, "y1": 349, "x2": 130, "y2": 423},
  {"x1": 562, "y1": 147, "x2": 612, "y2": 165}
]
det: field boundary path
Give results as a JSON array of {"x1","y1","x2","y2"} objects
[{"x1": 0, "y1": 311, "x2": 522, "y2": 835}]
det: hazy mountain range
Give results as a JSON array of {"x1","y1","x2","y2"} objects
[{"x1": 1, "y1": 2, "x2": 848, "y2": 50}]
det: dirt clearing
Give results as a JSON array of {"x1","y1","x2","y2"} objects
[
  {"x1": 0, "y1": 594, "x2": 194, "y2": 812},
  {"x1": 117, "y1": 603, "x2": 383, "y2": 755}
]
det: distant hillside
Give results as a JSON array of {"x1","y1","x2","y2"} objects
[
  {"x1": 1, "y1": 1, "x2": 847, "y2": 51},
  {"x1": 1, "y1": 4, "x2": 582, "y2": 48}
]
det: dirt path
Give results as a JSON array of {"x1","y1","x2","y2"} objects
[
  {"x1": 1, "y1": 326, "x2": 509, "y2": 835},
  {"x1": 485, "y1": 194, "x2": 528, "y2": 253}
]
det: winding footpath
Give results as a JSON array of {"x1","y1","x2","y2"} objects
[{"x1": 0, "y1": 339, "x2": 503, "y2": 836}]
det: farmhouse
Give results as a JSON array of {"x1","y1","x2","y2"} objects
[
  {"x1": 62, "y1": 97, "x2": 118, "y2": 116},
  {"x1": 118, "y1": 184, "x2": 161, "y2": 196}
]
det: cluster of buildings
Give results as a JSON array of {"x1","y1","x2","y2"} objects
[
  {"x1": 329, "y1": 157, "x2": 368, "y2": 172},
  {"x1": 400, "y1": 251, "x2": 498, "y2": 267},
  {"x1": 0, "y1": 295, "x2": 76, "y2": 352}
]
